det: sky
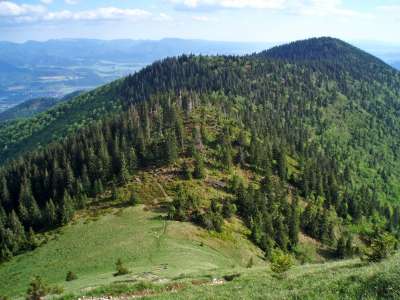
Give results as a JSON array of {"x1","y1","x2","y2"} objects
[{"x1": 0, "y1": 0, "x2": 400, "y2": 44}]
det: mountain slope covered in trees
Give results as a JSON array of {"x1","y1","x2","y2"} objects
[
  {"x1": 0, "y1": 91, "x2": 84, "y2": 123},
  {"x1": 0, "y1": 37, "x2": 400, "y2": 298}
]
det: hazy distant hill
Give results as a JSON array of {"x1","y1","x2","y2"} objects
[{"x1": 0, "y1": 90, "x2": 84, "y2": 123}]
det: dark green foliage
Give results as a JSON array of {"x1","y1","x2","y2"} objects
[
  {"x1": 234, "y1": 179, "x2": 295, "y2": 253},
  {"x1": 193, "y1": 152, "x2": 206, "y2": 179},
  {"x1": 26, "y1": 276, "x2": 48, "y2": 300},
  {"x1": 114, "y1": 258, "x2": 129, "y2": 276},
  {"x1": 168, "y1": 186, "x2": 200, "y2": 222},
  {"x1": 164, "y1": 130, "x2": 179, "y2": 164},
  {"x1": 337, "y1": 234, "x2": 354, "y2": 259},
  {"x1": 364, "y1": 231, "x2": 397, "y2": 262},
  {"x1": 223, "y1": 273, "x2": 241, "y2": 281},
  {"x1": 181, "y1": 161, "x2": 192, "y2": 180},
  {"x1": 288, "y1": 198, "x2": 300, "y2": 249},
  {"x1": 111, "y1": 184, "x2": 118, "y2": 201},
  {"x1": 44, "y1": 200, "x2": 57, "y2": 228},
  {"x1": 60, "y1": 193, "x2": 74, "y2": 225},
  {"x1": 222, "y1": 201, "x2": 237, "y2": 219},
  {"x1": 199, "y1": 210, "x2": 224, "y2": 233},
  {"x1": 26, "y1": 228, "x2": 38, "y2": 250},
  {"x1": 65, "y1": 271, "x2": 77, "y2": 282}
]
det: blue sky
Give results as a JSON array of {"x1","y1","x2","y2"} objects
[{"x1": 0, "y1": 0, "x2": 399, "y2": 43}]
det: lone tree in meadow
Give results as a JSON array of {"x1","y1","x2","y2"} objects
[
  {"x1": 270, "y1": 249, "x2": 294, "y2": 277},
  {"x1": 365, "y1": 231, "x2": 397, "y2": 262}
]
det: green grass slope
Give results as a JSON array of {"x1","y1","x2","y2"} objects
[
  {"x1": 0, "y1": 201, "x2": 262, "y2": 298},
  {"x1": 148, "y1": 254, "x2": 400, "y2": 300},
  {"x1": 53, "y1": 254, "x2": 400, "y2": 300}
]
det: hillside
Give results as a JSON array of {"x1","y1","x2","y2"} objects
[
  {"x1": 1, "y1": 38, "x2": 400, "y2": 201},
  {"x1": 0, "y1": 37, "x2": 400, "y2": 299},
  {"x1": 0, "y1": 91, "x2": 84, "y2": 123},
  {"x1": 0, "y1": 39, "x2": 272, "y2": 108}
]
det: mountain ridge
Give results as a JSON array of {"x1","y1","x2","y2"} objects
[{"x1": 0, "y1": 37, "x2": 400, "y2": 298}]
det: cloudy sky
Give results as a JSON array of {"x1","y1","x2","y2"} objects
[{"x1": 0, "y1": 0, "x2": 399, "y2": 43}]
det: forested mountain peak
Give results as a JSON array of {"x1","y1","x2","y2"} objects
[{"x1": 259, "y1": 37, "x2": 385, "y2": 64}]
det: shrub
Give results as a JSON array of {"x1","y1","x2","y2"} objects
[
  {"x1": 227, "y1": 174, "x2": 244, "y2": 193},
  {"x1": 270, "y1": 249, "x2": 294, "y2": 275},
  {"x1": 199, "y1": 211, "x2": 224, "y2": 232},
  {"x1": 50, "y1": 285, "x2": 64, "y2": 295},
  {"x1": 223, "y1": 273, "x2": 241, "y2": 281},
  {"x1": 26, "y1": 276, "x2": 48, "y2": 300},
  {"x1": 365, "y1": 232, "x2": 397, "y2": 262},
  {"x1": 114, "y1": 258, "x2": 129, "y2": 276},
  {"x1": 222, "y1": 202, "x2": 237, "y2": 219},
  {"x1": 65, "y1": 271, "x2": 77, "y2": 282},
  {"x1": 181, "y1": 161, "x2": 192, "y2": 180}
]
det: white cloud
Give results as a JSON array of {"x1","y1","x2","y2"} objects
[
  {"x1": 192, "y1": 15, "x2": 210, "y2": 21},
  {"x1": 170, "y1": 0, "x2": 369, "y2": 18},
  {"x1": 376, "y1": 5, "x2": 400, "y2": 22},
  {"x1": 65, "y1": 0, "x2": 78, "y2": 5},
  {"x1": 171, "y1": 0, "x2": 286, "y2": 10},
  {"x1": 293, "y1": 0, "x2": 371, "y2": 18},
  {"x1": 0, "y1": 1, "x2": 46, "y2": 17},
  {"x1": 156, "y1": 13, "x2": 174, "y2": 21},
  {"x1": 40, "y1": 0, "x2": 53, "y2": 4},
  {"x1": 43, "y1": 7, "x2": 152, "y2": 21},
  {"x1": 0, "y1": 2, "x2": 156, "y2": 23}
]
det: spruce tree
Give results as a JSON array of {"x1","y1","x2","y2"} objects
[
  {"x1": 276, "y1": 150, "x2": 287, "y2": 181},
  {"x1": 18, "y1": 202, "x2": 29, "y2": 227},
  {"x1": 45, "y1": 199, "x2": 57, "y2": 227},
  {"x1": 8, "y1": 210, "x2": 26, "y2": 252},
  {"x1": 29, "y1": 199, "x2": 42, "y2": 229},
  {"x1": 26, "y1": 227, "x2": 39, "y2": 250},
  {"x1": 128, "y1": 147, "x2": 138, "y2": 173},
  {"x1": 118, "y1": 153, "x2": 129, "y2": 184},
  {"x1": 165, "y1": 131, "x2": 178, "y2": 164},
  {"x1": 181, "y1": 161, "x2": 192, "y2": 180},
  {"x1": 0, "y1": 176, "x2": 10, "y2": 207},
  {"x1": 193, "y1": 152, "x2": 206, "y2": 179},
  {"x1": 336, "y1": 236, "x2": 346, "y2": 258},
  {"x1": 59, "y1": 193, "x2": 74, "y2": 225},
  {"x1": 289, "y1": 198, "x2": 300, "y2": 248}
]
